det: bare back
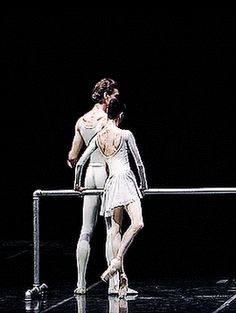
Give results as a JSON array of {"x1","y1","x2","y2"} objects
[
  {"x1": 81, "y1": 105, "x2": 107, "y2": 129},
  {"x1": 68, "y1": 104, "x2": 107, "y2": 164},
  {"x1": 97, "y1": 122, "x2": 122, "y2": 157}
]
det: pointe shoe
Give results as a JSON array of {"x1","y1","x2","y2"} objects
[
  {"x1": 108, "y1": 286, "x2": 138, "y2": 295},
  {"x1": 127, "y1": 287, "x2": 138, "y2": 295},
  {"x1": 74, "y1": 287, "x2": 86, "y2": 295},
  {"x1": 108, "y1": 272, "x2": 138, "y2": 295},
  {"x1": 101, "y1": 258, "x2": 121, "y2": 283}
]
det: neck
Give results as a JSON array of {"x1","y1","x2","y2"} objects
[
  {"x1": 108, "y1": 118, "x2": 119, "y2": 127},
  {"x1": 95, "y1": 103, "x2": 106, "y2": 111}
]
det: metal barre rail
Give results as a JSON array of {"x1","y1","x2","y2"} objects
[
  {"x1": 26, "y1": 187, "x2": 236, "y2": 300},
  {"x1": 33, "y1": 187, "x2": 236, "y2": 197}
]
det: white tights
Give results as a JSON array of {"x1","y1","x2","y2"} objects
[{"x1": 76, "y1": 165, "x2": 107, "y2": 290}]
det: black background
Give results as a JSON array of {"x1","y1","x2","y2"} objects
[{"x1": 2, "y1": 9, "x2": 235, "y2": 278}]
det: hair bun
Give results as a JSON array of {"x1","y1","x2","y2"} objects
[{"x1": 108, "y1": 98, "x2": 126, "y2": 119}]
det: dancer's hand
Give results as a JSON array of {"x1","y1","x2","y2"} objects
[
  {"x1": 67, "y1": 158, "x2": 78, "y2": 168},
  {"x1": 74, "y1": 184, "x2": 84, "y2": 192},
  {"x1": 139, "y1": 186, "x2": 147, "y2": 196}
]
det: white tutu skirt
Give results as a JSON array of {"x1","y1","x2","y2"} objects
[{"x1": 100, "y1": 169, "x2": 142, "y2": 217}]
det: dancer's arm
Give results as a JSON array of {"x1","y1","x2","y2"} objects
[
  {"x1": 67, "y1": 118, "x2": 84, "y2": 168},
  {"x1": 74, "y1": 136, "x2": 98, "y2": 190},
  {"x1": 126, "y1": 130, "x2": 148, "y2": 190}
]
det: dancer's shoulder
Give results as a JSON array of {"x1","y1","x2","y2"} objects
[{"x1": 122, "y1": 129, "x2": 133, "y2": 138}]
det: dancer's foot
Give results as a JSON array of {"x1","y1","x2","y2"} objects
[
  {"x1": 108, "y1": 286, "x2": 138, "y2": 295},
  {"x1": 127, "y1": 287, "x2": 138, "y2": 295},
  {"x1": 101, "y1": 258, "x2": 121, "y2": 283},
  {"x1": 74, "y1": 287, "x2": 86, "y2": 295}
]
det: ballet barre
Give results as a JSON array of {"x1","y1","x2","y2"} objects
[{"x1": 25, "y1": 187, "x2": 236, "y2": 300}]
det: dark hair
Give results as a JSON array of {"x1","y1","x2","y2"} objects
[
  {"x1": 92, "y1": 78, "x2": 118, "y2": 103},
  {"x1": 107, "y1": 98, "x2": 126, "y2": 119}
]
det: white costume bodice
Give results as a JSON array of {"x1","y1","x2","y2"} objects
[{"x1": 98, "y1": 130, "x2": 139, "y2": 176}]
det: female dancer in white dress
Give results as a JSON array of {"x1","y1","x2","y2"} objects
[{"x1": 74, "y1": 98, "x2": 148, "y2": 296}]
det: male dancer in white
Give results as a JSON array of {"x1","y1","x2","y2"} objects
[
  {"x1": 74, "y1": 98, "x2": 148, "y2": 297},
  {"x1": 68, "y1": 78, "x2": 137, "y2": 295}
]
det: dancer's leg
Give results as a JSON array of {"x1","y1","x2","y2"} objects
[
  {"x1": 75, "y1": 194, "x2": 99, "y2": 294},
  {"x1": 105, "y1": 207, "x2": 123, "y2": 293},
  {"x1": 75, "y1": 166, "x2": 101, "y2": 294},
  {"x1": 117, "y1": 200, "x2": 144, "y2": 297},
  {"x1": 101, "y1": 199, "x2": 144, "y2": 282},
  {"x1": 117, "y1": 199, "x2": 144, "y2": 259}
]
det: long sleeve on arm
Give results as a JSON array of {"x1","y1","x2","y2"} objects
[
  {"x1": 126, "y1": 130, "x2": 148, "y2": 190},
  {"x1": 74, "y1": 136, "x2": 98, "y2": 189}
]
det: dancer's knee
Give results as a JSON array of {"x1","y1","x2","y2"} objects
[
  {"x1": 79, "y1": 233, "x2": 91, "y2": 242},
  {"x1": 77, "y1": 235, "x2": 90, "y2": 255},
  {"x1": 132, "y1": 221, "x2": 144, "y2": 234}
]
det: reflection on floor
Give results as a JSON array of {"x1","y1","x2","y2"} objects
[
  {"x1": 22, "y1": 279, "x2": 236, "y2": 313},
  {"x1": 1, "y1": 240, "x2": 236, "y2": 313}
]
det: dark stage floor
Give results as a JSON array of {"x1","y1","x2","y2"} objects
[{"x1": 1, "y1": 241, "x2": 236, "y2": 313}]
